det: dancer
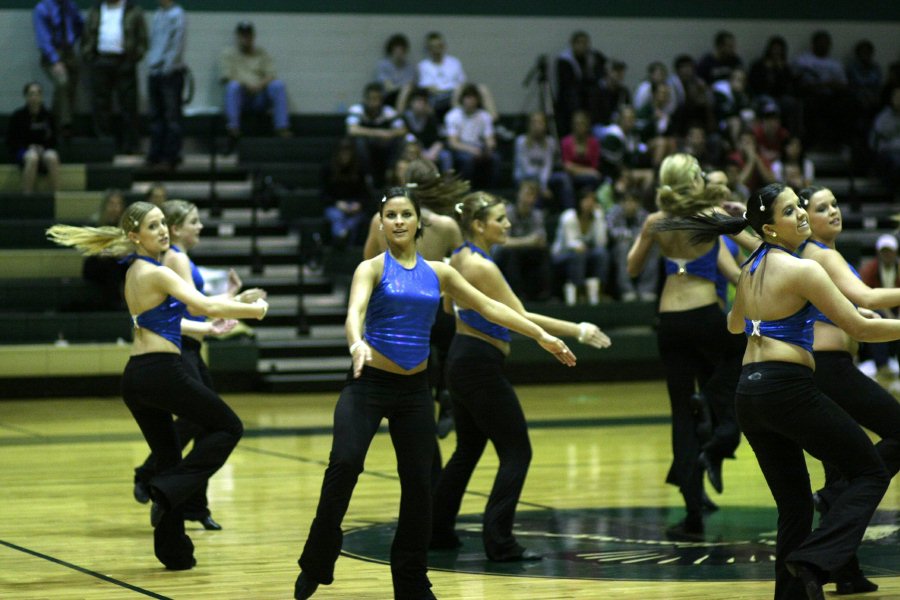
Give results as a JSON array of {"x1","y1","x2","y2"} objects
[
  {"x1": 626, "y1": 153, "x2": 743, "y2": 539},
  {"x1": 293, "y1": 188, "x2": 575, "y2": 600},
  {"x1": 132, "y1": 199, "x2": 266, "y2": 531},
  {"x1": 431, "y1": 191, "x2": 610, "y2": 561},
  {"x1": 797, "y1": 185, "x2": 900, "y2": 595},
  {"x1": 47, "y1": 202, "x2": 268, "y2": 570},
  {"x1": 656, "y1": 182, "x2": 895, "y2": 600}
]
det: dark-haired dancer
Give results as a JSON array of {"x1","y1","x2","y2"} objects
[
  {"x1": 47, "y1": 202, "x2": 268, "y2": 569},
  {"x1": 656, "y1": 182, "x2": 896, "y2": 600},
  {"x1": 431, "y1": 191, "x2": 610, "y2": 561},
  {"x1": 293, "y1": 188, "x2": 576, "y2": 600},
  {"x1": 133, "y1": 199, "x2": 266, "y2": 531},
  {"x1": 627, "y1": 153, "x2": 744, "y2": 539},
  {"x1": 797, "y1": 185, "x2": 900, "y2": 595}
]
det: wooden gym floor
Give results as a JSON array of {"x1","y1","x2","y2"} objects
[{"x1": 2, "y1": 381, "x2": 900, "y2": 599}]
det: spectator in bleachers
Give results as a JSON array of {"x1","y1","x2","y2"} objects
[
  {"x1": 607, "y1": 186, "x2": 657, "y2": 302},
  {"x1": 722, "y1": 156, "x2": 751, "y2": 200},
  {"x1": 752, "y1": 102, "x2": 790, "y2": 164},
  {"x1": 871, "y1": 86, "x2": 900, "y2": 197},
  {"x1": 81, "y1": 0, "x2": 147, "y2": 154},
  {"x1": 145, "y1": 181, "x2": 168, "y2": 207},
  {"x1": 728, "y1": 130, "x2": 775, "y2": 193},
  {"x1": 847, "y1": 40, "x2": 884, "y2": 143},
  {"x1": 706, "y1": 168, "x2": 748, "y2": 204},
  {"x1": 321, "y1": 138, "x2": 372, "y2": 247},
  {"x1": 146, "y1": 0, "x2": 186, "y2": 170},
  {"x1": 552, "y1": 186, "x2": 609, "y2": 306},
  {"x1": 634, "y1": 62, "x2": 676, "y2": 116},
  {"x1": 635, "y1": 82, "x2": 678, "y2": 167},
  {"x1": 747, "y1": 36, "x2": 802, "y2": 135},
  {"x1": 82, "y1": 188, "x2": 127, "y2": 310},
  {"x1": 32, "y1": 0, "x2": 83, "y2": 138},
  {"x1": 443, "y1": 83, "x2": 500, "y2": 188},
  {"x1": 792, "y1": 30, "x2": 856, "y2": 148},
  {"x1": 375, "y1": 33, "x2": 416, "y2": 107},
  {"x1": 513, "y1": 111, "x2": 572, "y2": 210},
  {"x1": 595, "y1": 60, "x2": 631, "y2": 126},
  {"x1": 668, "y1": 55, "x2": 716, "y2": 137},
  {"x1": 416, "y1": 31, "x2": 467, "y2": 118},
  {"x1": 679, "y1": 125, "x2": 722, "y2": 169},
  {"x1": 401, "y1": 88, "x2": 444, "y2": 164},
  {"x1": 696, "y1": 30, "x2": 743, "y2": 84},
  {"x1": 858, "y1": 233, "x2": 900, "y2": 380},
  {"x1": 7, "y1": 82, "x2": 60, "y2": 193},
  {"x1": 712, "y1": 67, "x2": 753, "y2": 149},
  {"x1": 220, "y1": 21, "x2": 291, "y2": 151},
  {"x1": 561, "y1": 110, "x2": 602, "y2": 195},
  {"x1": 346, "y1": 82, "x2": 407, "y2": 189},
  {"x1": 555, "y1": 31, "x2": 607, "y2": 136},
  {"x1": 882, "y1": 60, "x2": 900, "y2": 106},
  {"x1": 598, "y1": 105, "x2": 652, "y2": 181},
  {"x1": 493, "y1": 181, "x2": 553, "y2": 301},
  {"x1": 771, "y1": 136, "x2": 814, "y2": 189}
]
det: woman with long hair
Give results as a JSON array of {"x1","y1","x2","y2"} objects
[
  {"x1": 132, "y1": 199, "x2": 266, "y2": 531},
  {"x1": 655, "y1": 182, "x2": 897, "y2": 600},
  {"x1": 430, "y1": 191, "x2": 610, "y2": 561},
  {"x1": 47, "y1": 202, "x2": 268, "y2": 570},
  {"x1": 627, "y1": 153, "x2": 744, "y2": 539},
  {"x1": 293, "y1": 187, "x2": 575, "y2": 600}
]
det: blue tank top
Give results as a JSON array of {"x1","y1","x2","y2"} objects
[
  {"x1": 715, "y1": 236, "x2": 740, "y2": 304},
  {"x1": 452, "y1": 242, "x2": 512, "y2": 343},
  {"x1": 170, "y1": 244, "x2": 206, "y2": 323},
  {"x1": 742, "y1": 243, "x2": 816, "y2": 353},
  {"x1": 798, "y1": 239, "x2": 861, "y2": 326},
  {"x1": 364, "y1": 251, "x2": 441, "y2": 370},
  {"x1": 664, "y1": 238, "x2": 719, "y2": 282},
  {"x1": 129, "y1": 255, "x2": 186, "y2": 349}
]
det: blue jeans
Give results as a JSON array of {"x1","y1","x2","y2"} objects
[
  {"x1": 224, "y1": 79, "x2": 289, "y2": 132},
  {"x1": 554, "y1": 246, "x2": 609, "y2": 286},
  {"x1": 452, "y1": 148, "x2": 501, "y2": 188},
  {"x1": 324, "y1": 206, "x2": 366, "y2": 244},
  {"x1": 148, "y1": 70, "x2": 184, "y2": 164}
]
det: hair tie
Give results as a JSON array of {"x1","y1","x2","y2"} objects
[
  {"x1": 759, "y1": 197, "x2": 765, "y2": 212},
  {"x1": 454, "y1": 203, "x2": 464, "y2": 215},
  {"x1": 742, "y1": 211, "x2": 748, "y2": 220},
  {"x1": 380, "y1": 196, "x2": 387, "y2": 203},
  {"x1": 406, "y1": 182, "x2": 418, "y2": 189}
]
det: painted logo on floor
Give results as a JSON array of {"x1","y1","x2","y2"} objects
[{"x1": 341, "y1": 507, "x2": 900, "y2": 581}]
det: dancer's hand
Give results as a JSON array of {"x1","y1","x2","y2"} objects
[
  {"x1": 858, "y1": 307, "x2": 881, "y2": 320},
  {"x1": 235, "y1": 287, "x2": 267, "y2": 303},
  {"x1": 539, "y1": 333, "x2": 576, "y2": 366},
  {"x1": 227, "y1": 269, "x2": 243, "y2": 295},
  {"x1": 577, "y1": 322, "x2": 612, "y2": 348},
  {"x1": 209, "y1": 319, "x2": 238, "y2": 336},
  {"x1": 350, "y1": 340, "x2": 372, "y2": 378}
]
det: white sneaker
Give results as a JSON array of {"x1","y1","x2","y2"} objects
[
  {"x1": 889, "y1": 357, "x2": 899, "y2": 375},
  {"x1": 858, "y1": 359, "x2": 877, "y2": 379}
]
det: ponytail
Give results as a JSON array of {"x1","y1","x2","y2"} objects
[
  {"x1": 46, "y1": 201, "x2": 157, "y2": 257},
  {"x1": 653, "y1": 212, "x2": 750, "y2": 245}
]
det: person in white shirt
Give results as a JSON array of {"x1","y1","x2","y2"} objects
[
  {"x1": 417, "y1": 32, "x2": 466, "y2": 116},
  {"x1": 443, "y1": 84, "x2": 499, "y2": 187},
  {"x1": 346, "y1": 82, "x2": 407, "y2": 188},
  {"x1": 551, "y1": 186, "x2": 610, "y2": 305}
]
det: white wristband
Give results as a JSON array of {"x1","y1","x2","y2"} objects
[
  {"x1": 349, "y1": 340, "x2": 367, "y2": 355},
  {"x1": 577, "y1": 322, "x2": 590, "y2": 344}
]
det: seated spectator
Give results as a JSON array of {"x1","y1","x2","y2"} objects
[
  {"x1": 669, "y1": 55, "x2": 716, "y2": 137},
  {"x1": 634, "y1": 62, "x2": 676, "y2": 116},
  {"x1": 607, "y1": 187, "x2": 657, "y2": 301},
  {"x1": 555, "y1": 30, "x2": 606, "y2": 136},
  {"x1": 858, "y1": 234, "x2": 900, "y2": 380},
  {"x1": 415, "y1": 31, "x2": 467, "y2": 118},
  {"x1": 771, "y1": 136, "x2": 815, "y2": 188},
  {"x1": 82, "y1": 188, "x2": 128, "y2": 310},
  {"x1": 792, "y1": 29, "x2": 856, "y2": 148},
  {"x1": 597, "y1": 105, "x2": 653, "y2": 183},
  {"x1": 595, "y1": 59, "x2": 631, "y2": 125},
  {"x1": 401, "y1": 87, "x2": 444, "y2": 164},
  {"x1": 727, "y1": 130, "x2": 774, "y2": 193},
  {"x1": 375, "y1": 33, "x2": 415, "y2": 107},
  {"x1": 697, "y1": 30, "x2": 743, "y2": 84},
  {"x1": 712, "y1": 67, "x2": 753, "y2": 148},
  {"x1": 321, "y1": 138, "x2": 372, "y2": 247},
  {"x1": 706, "y1": 169, "x2": 749, "y2": 204},
  {"x1": 513, "y1": 111, "x2": 573, "y2": 210},
  {"x1": 635, "y1": 82, "x2": 678, "y2": 166},
  {"x1": 552, "y1": 186, "x2": 609, "y2": 306},
  {"x1": 6, "y1": 82, "x2": 59, "y2": 193},
  {"x1": 748, "y1": 35, "x2": 801, "y2": 135},
  {"x1": 847, "y1": 39, "x2": 883, "y2": 138},
  {"x1": 871, "y1": 86, "x2": 900, "y2": 196},
  {"x1": 346, "y1": 82, "x2": 406, "y2": 188},
  {"x1": 443, "y1": 83, "x2": 500, "y2": 188},
  {"x1": 679, "y1": 125, "x2": 723, "y2": 169},
  {"x1": 493, "y1": 181, "x2": 553, "y2": 301},
  {"x1": 722, "y1": 157, "x2": 751, "y2": 200},
  {"x1": 145, "y1": 181, "x2": 168, "y2": 207},
  {"x1": 561, "y1": 110, "x2": 603, "y2": 193},
  {"x1": 220, "y1": 21, "x2": 290, "y2": 149},
  {"x1": 752, "y1": 102, "x2": 790, "y2": 163}
]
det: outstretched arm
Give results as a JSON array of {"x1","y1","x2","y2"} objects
[{"x1": 346, "y1": 258, "x2": 380, "y2": 377}]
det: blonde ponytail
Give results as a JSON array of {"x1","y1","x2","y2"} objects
[{"x1": 46, "y1": 201, "x2": 158, "y2": 258}]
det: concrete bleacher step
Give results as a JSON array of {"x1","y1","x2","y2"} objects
[{"x1": 261, "y1": 371, "x2": 348, "y2": 393}]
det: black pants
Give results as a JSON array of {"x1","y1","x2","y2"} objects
[
  {"x1": 813, "y1": 351, "x2": 900, "y2": 490},
  {"x1": 90, "y1": 54, "x2": 139, "y2": 152},
  {"x1": 134, "y1": 338, "x2": 215, "y2": 519},
  {"x1": 298, "y1": 367, "x2": 434, "y2": 599},
  {"x1": 657, "y1": 304, "x2": 742, "y2": 517},
  {"x1": 428, "y1": 305, "x2": 456, "y2": 490},
  {"x1": 736, "y1": 361, "x2": 888, "y2": 600},
  {"x1": 122, "y1": 352, "x2": 243, "y2": 568},
  {"x1": 147, "y1": 70, "x2": 184, "y2": 164},
  {"x1": 432, "y1": 335, "x2": 532, "y2": 560}
]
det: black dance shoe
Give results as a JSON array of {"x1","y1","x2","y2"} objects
[
  {"x1": 491, "y1": 549, "x2": 543, "y2": 562},
  {"x1": 786, "y1": 561, "x2": 826, "y2": 600},
  {"x1": 665, "y1": 518, "x2": 704, "y2": 542},
  {"x1": 133, "y1": 480, "x2": 151, "y2": 504},
  {"x1": 701, "y1": 491, "x2": 719, "y2": 513},
  {"x1": 193, "y1": 515, "x2": 222, "y2": 531},
  {"x1": 699, "y1": 451, "x2": 724, "y2": 494},
  {"x1": 833, "y1": 557, "x2": 879, "y2": 595},
  {"x1": 294, "y1": 572, "x2": 319, "y2": 600}
]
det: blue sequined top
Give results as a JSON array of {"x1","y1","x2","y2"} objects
[
  {"x1": 452, "y1": 242, "x2": 511, "y2": 343},
  {"x1": 129, "y1": 255, "x2": 186, "y2": 348},
  {"x1": 798, "y1": 239, "x2": 861, "y2": 327},
  {"x1": 664, "y1": 238, "x2": 719, "y2": 282},
  {"x1": 364, "y1": 251, "x2": 441, "y2": 370}
]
